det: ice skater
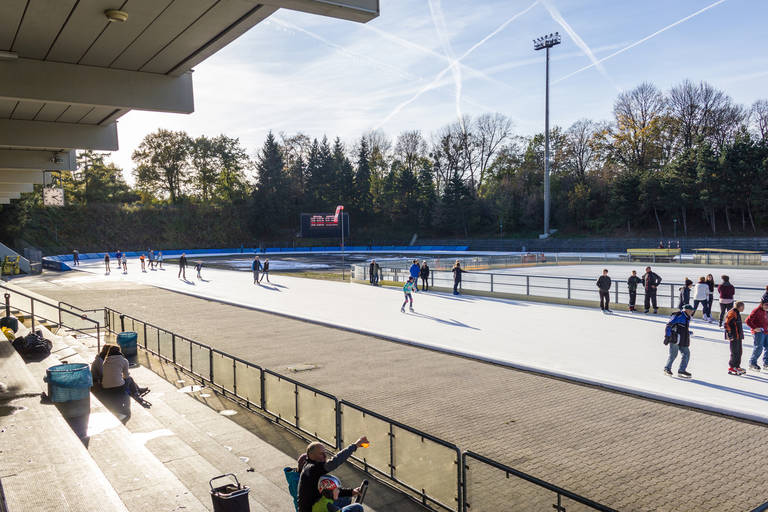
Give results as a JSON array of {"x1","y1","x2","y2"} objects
[
  {"x1": 369, "y1": 259, "x2": 379, "y2": 286},
  {"x1": 706, "y1": 274, "x2": 716, "y2": 322},
  {"x1": 121, "y1": 253, "x2": 127, "y2": 273},
  {"x1": 195, "y1": 261, "x2": 203, "y2": 280},
  {"x1": 643, "y1": 266, "x2": 661, "y2": 314},
  {"x1": 692, "y1": 277, "x2": 710, "y2": 320},
  {"x1": 678, "y1": 278, "x2": 693, "y2": 310},
  {"x1": 663, "y1": 304, "x2": 693, "y2": 378},
  {"x1": 178, "y1": 253, "x2": 187, "y2": 280},
  {"x1": 746, "y1": 301, "x2": 768, "y2": 372},
  {"x1": 596, "y1": 269, "x2": 612, "y2": 313},
  {"x1": 717, "y1": 275, "x2": 735, "y2": 327},
  {"x1": 140, "y1": 253, "x2": 146, "y2": 272},
  {"x1": 409, "y1": 260, "x2": 421, "y2": 291},
  {"x1": 724, "y1": 302, "x2": 745, "y2": 375},
  {"x1": 73, "y1": 249, "x2": 80, "y2": 266},
  {"x1": 420, "y1": 260, "x2": 430, "y2": 292},
  {"x1": 104, "y1": 252, "x2": 111, "y2": 274},
  {"x1": 157, "y1": 251, "x2": 164, "y2": 270},
  {"x1": 627, "y1": 270, "x2": 642, "y2": 312},
  {"x1": 259, "y1": 258, "x2": 270, "y2": 283},
  {"x1": 401, "y1": 277, "x2": 415, "y2": 312},
  {"x1": 452, "y1": 260, "x2": 466, "y2": 295},
  {"x1": 252, "y1": 255, "x2": 262, "y2": 284}
]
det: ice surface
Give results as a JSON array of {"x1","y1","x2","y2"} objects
[{"x1": 75, "y1": 259, "x2": 768, "y2": 424}]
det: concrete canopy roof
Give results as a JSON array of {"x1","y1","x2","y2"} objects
[{"x1": 0, "y1": 0, "x2": 378, "y2": 201}]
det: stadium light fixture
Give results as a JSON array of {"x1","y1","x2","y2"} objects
[{"x1": 533, "y1": 31, "x2": 561, "y2": 238}]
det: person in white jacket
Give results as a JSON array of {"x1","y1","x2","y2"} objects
[{"x1": 693, "y1": 276, "x2": 713, "y2": 322}]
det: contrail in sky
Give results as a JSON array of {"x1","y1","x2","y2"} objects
[
  {"x1": 553, "y1": 0, "x2": 729, "y2": 84},
  {"x1": 539, "y1": 0, "x2": 619, "y2": 91},
  {"x1": 428, "y1": 0, "x2": 464, "y2": 125},
  {"x1": 375, "y1": 1, "x2": 538, "y2": 129}
]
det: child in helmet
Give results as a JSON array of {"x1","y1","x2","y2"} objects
[
  {"x1": 401, "y1": 277, "x2": 415, "y2": 313},
  {"x1": 312, "y1": 475, "x2": 363, "y2": 512}
]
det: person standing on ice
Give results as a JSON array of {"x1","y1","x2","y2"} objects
[
  {"x1": 409, "y1": 260, "x2": 421, "y2": 291},
  {"x1": 178, "y1": 253, "x2": 187, "y2": 280},
  {"x1": 692, "y1": 277, "x2": 709, "y2": 319},
  {"x1": 104, "y1": 252, "x2": 111, "y2": 274},
  {"x1": 260, "y1": 258, "x2": 270, "y2": 283},
  {"x1": 401, "y1": 277, "x2": 415, "y2": 313},
  {"x1": 121, "y1": 253, "x2": 127, "y2": 273},
  {"x1": 73, "y1": 249, "x2": 80, "y2": 266},
  {"x1": 678, "y1": 278, "x2": 693, "y2": 310},
  {"x1": 706, "y1": 274, "x2": 716, "y2": 321},
  {"x1": 596, "y1": 269, "x2": 612, "y2": 313},
  {"x1": 643, "y1": 266, "x2": 661, "y2": 314},
  {"x1": 663, "y1": 304, "x2": 694, "y2": 378},
  {"x1": 745, "y1": 301, "x2": 768, "y2": 372},
  {"x1": 627, "y1": 270, "x2": 642, "y2": 312},
  {"x1": 717, "y1": 275, "x2": 735, "y2": 327},
  {"x1": 420, "y1": 260, "x2": 430, "y2": 292},
  {"x1": 157, "y1": 251, "x2": 164, "y2": 270},
  {"x1": 724, "y1": 302, "x2": 745, "y2": 375},
  {"x1": 252, "y1": 255, "x2": 262, "y2": 285},
  {"x1": 369, "y1": 259, "x2": 379, "y2": 286},
  {"x1": 452, "y1": 260, "x2": 466, "y2": 295}
]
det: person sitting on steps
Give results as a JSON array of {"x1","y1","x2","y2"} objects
[{"x1": 100, "y1": 344, "x2": 149, "y2": 399}]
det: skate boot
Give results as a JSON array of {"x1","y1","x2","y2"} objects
[
  {"x1": 663, "y1": 368, "x2": 672, "y2": 376},
  {"x1": 677, "y1": 370, "x2": 692, "y2": 378},
  {"x1": 728, "y1": 367, "x2": 739, "y2": 375},
  {"x1": 750, "y1": 363, "x2": 761, "y2": 371},
  {"x1": 400, "y1": 307, "x2": 405, "y2": 313},
  {"x1": 737, "y1": 367, "x2": 747, "y2": 375}
]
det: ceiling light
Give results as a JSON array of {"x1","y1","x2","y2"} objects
[
  {"x1": 104, "y1": 9, "x2": 128, "y2": 22},
  {"x1": 0, "y1": 51, "x2": 18, "y2": 60}
]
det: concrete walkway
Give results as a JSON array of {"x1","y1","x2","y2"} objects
[{"x1": 14, "y1": 270, "x2": 768, "y2": 511}]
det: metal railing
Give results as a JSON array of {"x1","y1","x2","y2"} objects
[
  {"x1": 354, "y1": 265, "x2": 768, "y2": 311},
  {"x1": 1, "y1": 283, "x2": 101, "y2": 348},
  {"x1": 462, "y1": 452, "x2": 616, "y2": 512},
  {"x1": 104, "y1": 307, "x2": 611, "y2": 512}
]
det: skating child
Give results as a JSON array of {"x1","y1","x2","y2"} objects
[
  {"x1": 139, "y1": 254, "x2": 146, "y2": 272},
  {"x1": 195, "y1": 261, "x2": 203, "y2": 280},
  {"x1": 121, "y1": 253, "x2": 127, "y2": 273},
  {"x1": 724, "y1": 302, "x2": 745, "y2": 375},
  {"x1": 401, "y1": 277, "x2": 415, "y2": 313},
  {"x1": 260, "y1": 258, "x2": 270, "y2": 283},
  {"x1": 157, "y1": 251, "x2": 164, "y2": 269},
  {"x1": 104, "y1": 252, "x2": 110, "y2": 274}
]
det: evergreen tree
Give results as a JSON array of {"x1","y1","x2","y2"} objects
[{"x1": 353, "y1": 137, "x2": 373, "y2": 216}]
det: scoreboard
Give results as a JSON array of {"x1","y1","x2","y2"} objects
[{"x1": 300, "y1": 212, "x2": 350, "y2": 238}]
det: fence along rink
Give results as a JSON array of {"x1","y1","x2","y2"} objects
[{"x1": 105, "y1": 307, "x2": 612, "y2": 512}]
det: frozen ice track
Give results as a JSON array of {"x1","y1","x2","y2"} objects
[{"x1": 74, "y1": 259, "x2": 768, "y2": 425}]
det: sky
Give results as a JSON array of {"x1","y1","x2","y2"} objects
[{"x1": 109, "y1": 0, "x2": 768, "y2": 181}]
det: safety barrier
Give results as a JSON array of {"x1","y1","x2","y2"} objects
[
  {"x1": 355, "y1": 265, "x2": 768, "y2": 311},
  {"x1": 1, "y1": 283, "x2": 101, "y2": 347},
  {"x1": 104, "y1": 307, "x2": 611, "y2": 511}
]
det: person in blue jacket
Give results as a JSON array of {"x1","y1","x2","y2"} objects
[
  {"x1": 664, "y1": 304, "x2": 694, "y2": 378},
  {"x1": 409, "y1": 259, "x2": 421, "y2": 291}
]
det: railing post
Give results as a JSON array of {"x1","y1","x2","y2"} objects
[
  {"x1": 490, "y1": 274, "x2": 494, "y2": 293},
  {"x1": 294, "y1": 383, "x2": 300, "y2": 429},
  {"x1": 670, "y1": 284, "x2": 675, "y2": 308},
  {"x1": 209, "y1": 348, "x2": 214, "y2": 384},
  {"x1": 30, "y1": 297, "x2": 35, "y2": 331},
  {"x1": 614, "y1": 280, "x2": 619, "y2": 304},
  {"x1": 567, "y1": 278, "x2": 571, "y2": 299},
  {"x1": 96, "y1": 325, "x2": 101, "y2": 353},
  {"x1": 120, "y1": 314, "x2": 125, "y2": 332},
  {"x1": 232, "y1": 358, "x2": 237, "y2": 396},
  {"x1": 526, "y1": 275, "x2": 530, "y2": 296},
  {"x1": 57, "y1": 302, "x2": 62, "y2": 328},
  {"x1": 171, "y1": 334, "x2": 176, "y2": 364},
  {"x1": 3, "y1": 293, "x2": 9, "y2": 317}
]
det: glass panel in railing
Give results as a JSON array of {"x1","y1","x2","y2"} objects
[
  {"x1": 464, "y1": 455, "x2": 554, "y2": 511},
  {"x1": 339, "y1": 404, "x2": 390, "y2": 476},
  {"x1": 296, "y1": 387, "x2": 336, "y2": 445},
  {"x1": 263, "y1": 372, "x2": 297, "y2": 426},
  {"x1": 135, "y1": 321, "x2": 146, "y2": 350},
  {"x1": 212, "y1": 352, "x2": 234, "y2": 393},
  {"x1": 233, "y1": 361, "x2": 261, "y2": 407},
  {"x1": 144, "y1": 324, "x2": 158, "y2": 353},
  {"x1": 392, "y1": 426, "x2": 458, "y2": 510},
  {"x1": 158, "y1": 329, "x2": 173, "y2": 360},
  {"x1": 175, "y1": 337, "x2": 192, "y2": 372},
  {"x1": 190, "y1": 343, "x2": 210, "y2": 380}
]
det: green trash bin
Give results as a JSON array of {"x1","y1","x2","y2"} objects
[{"x1": 117, "y1": 331, "x2": 138, "y2": 365}]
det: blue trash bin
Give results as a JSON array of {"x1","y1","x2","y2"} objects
[
  {"x1": 117, "y1": 331, "x2": 138, "y2": 365},
  {"x1": 45, "y1": 363, "x2": 92, "y2": 403}
]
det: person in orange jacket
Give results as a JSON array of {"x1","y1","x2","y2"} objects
[{"x1": 745, "y1": 301, "x2": 768, "y2": 371}]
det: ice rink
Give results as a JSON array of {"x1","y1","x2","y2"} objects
[{"x1": 72, "y1": 258, "x2": 768, "y2": 424}]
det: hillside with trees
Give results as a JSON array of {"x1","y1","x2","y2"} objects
[{"x1": 2, "y1": 80, "x2": 767, "y2": 252}]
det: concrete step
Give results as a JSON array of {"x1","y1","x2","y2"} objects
[
  {"x1": 0, "y1": 331, "x2": 128, "y2": 512},
  {"x1": 15, "y1": 321, "x2": 209, "y2": 512}
]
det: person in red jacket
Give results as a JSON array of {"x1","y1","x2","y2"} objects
[
  {"x1": 745, "y1": 301, "x2": 768, "y2": 371},
  {"x1": 717, "y1": 275, "x2": 735, "y2": 327},
  {"x1": 724, "y1": 302, "x2": 745, "y2": 375}
]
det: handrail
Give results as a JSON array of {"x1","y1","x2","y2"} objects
[
  {"x1": 462, "y1": 451, "x2": 617, "y2": 512},
  {"x1": 1, "y1": 283, "x2": 101, "y2": 350}
]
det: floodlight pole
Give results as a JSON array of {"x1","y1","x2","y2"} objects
[{"x1": 534, "y1": 32, "x2": 561, "y2": 238}]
